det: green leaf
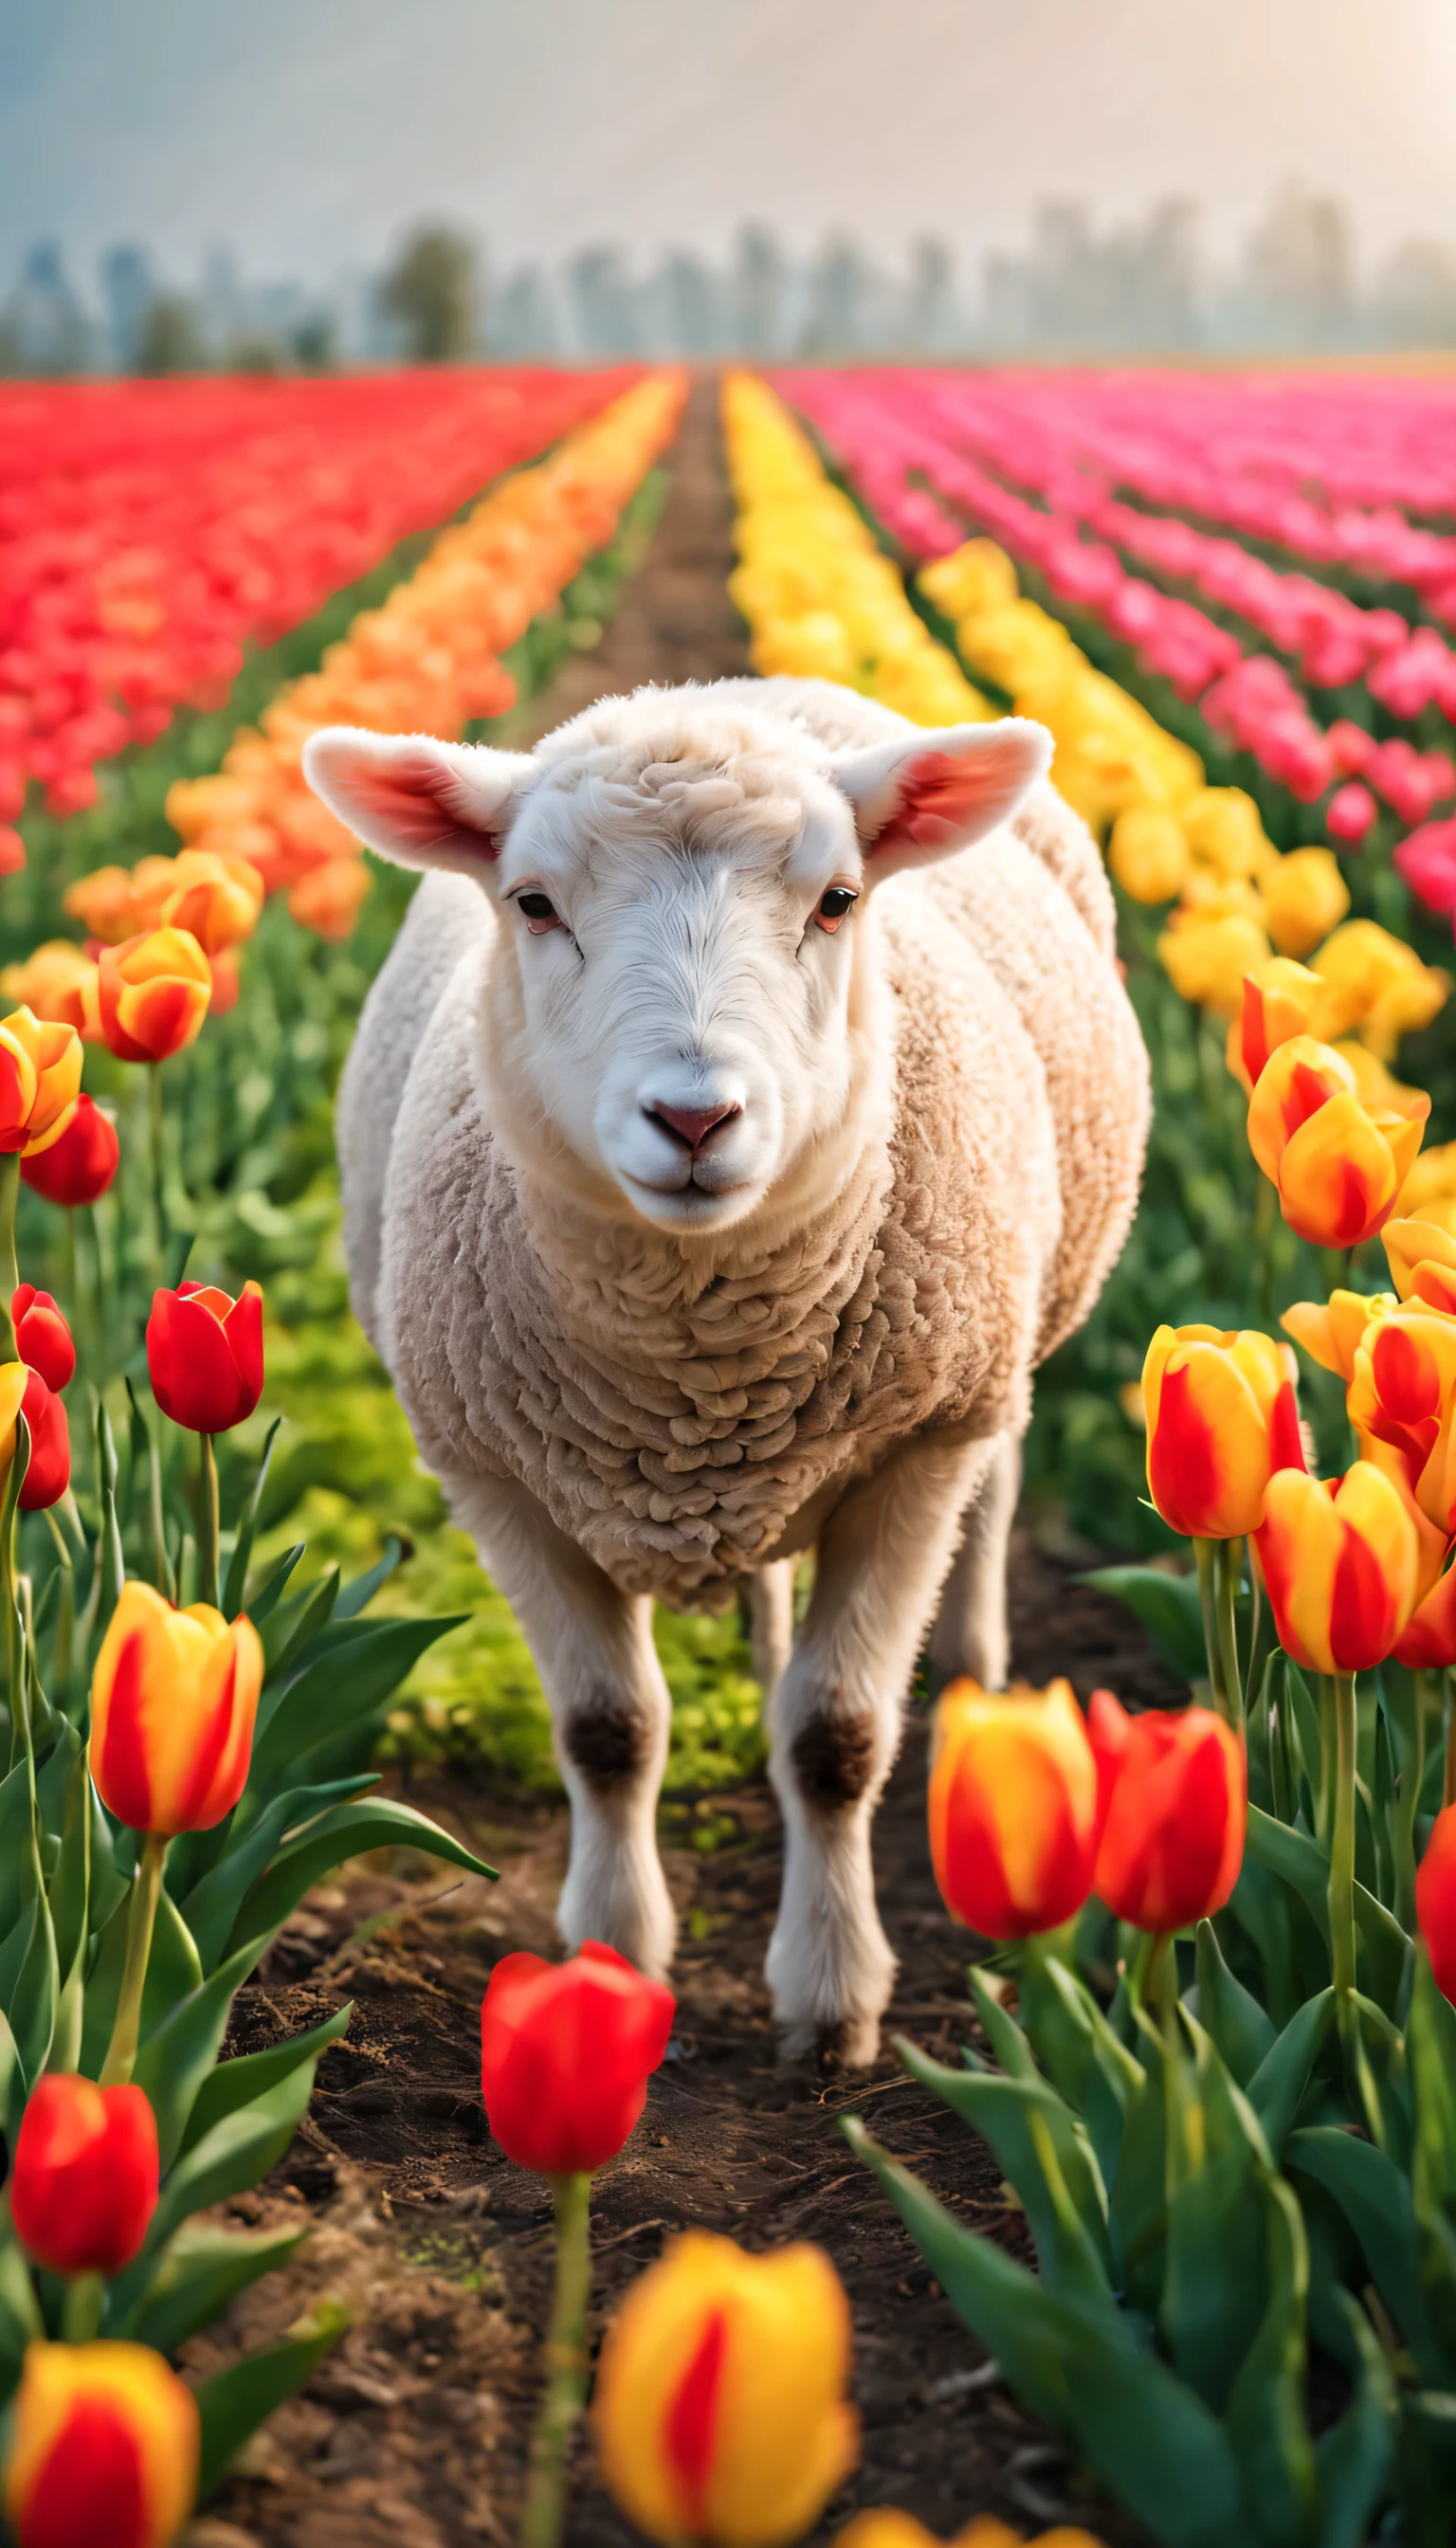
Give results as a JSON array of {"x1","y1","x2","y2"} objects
[
  {"x1": 225, "y1": 1798, "x2": 495, "y2": 1956},
  {"x1": 843, "y1": 2116, "x2": 1245, "y2": 2548},
  {"x1": 1076, "y1": 1565, "x2": 1207, "y2": 1683},
  {"x1": 333, "y1": 1535, "x2": 404, "y2": 1622},
  {"x1": 1287, "y1": 2125, "x2": 1433, "y2": 2375},
  {"x1": 78, "y1": 1881, "x2": 204, "y2": 2084},
  {"x1": 1224, "y1": 2173, "x2": 1319, "y2": 2548},
  {"x1": 249, "y1": 1615, "x2": 468, "y2": 1785},
  {"x1": 1109, "y1": 2015, "x2": 1170, "y2": 2310},
  {"x1": 147, "y1": 2063, "x2": 320, "y2": 2253},
  {"x1": 45, "y1": 1738, "x2": 92, "y2": 2073},
  {"x1": 244, "y1": 1543, "x2": 304, "y2": 1627},
  {"x1": 258, "y1": 1565, "x2": 340, "y2": 1695},
  {"x1": 1246, "y1": 1808, "x2": 1330, "y2": 1938},
  {"x1": 969, "y1": 1967, "x2": 1040, "y2": 2081},
  {"x1": 178, "y1": 1775, "x2": 376, "y2": 1973},
  {"x1": 1247, "y1": 1991, "x2": 1337, "y2": 2163},
  {"x1": 1162, "y1": 2023, "x2": 1269, "y2": 2413},
  {"x1": 0, "y1": 2226, "x2": 43, "y2": 2393},
  {"x1": 122, "y1": 2221, "x2": 308, "y2": 2356},
  {"x1": 1029, "y1": 1955, "x2": 1145, "y2": 2193},
  {"x1": 1195, "y1": 1919, "x2": 1276, "y2": 2087},
  {"x1": 194, "y1": 2302, "x2": 348, "y2": 2502},
  {"x1": 130, "y1": 1936, "x2": 282, "y2": 2172},
  {"x1": 1314, "y1": 2287, "x2": 1396, "y2": 2548},
  {"x1": 180, "y1": 2001, "x2": 353, "y2": 2157},
  {"x1": 898, "y1": 2037, "x2": 1114, "y2": 2301},
  {"x1": 222, "y1": 1416, "x2": 282, "y2": 1622},
  {"x1": 6, "y1": 1829, "x2": 58, "y2": 2092},
  {"x1": 0, "y1": 1758, "x2": 40, "y2": 1946}
]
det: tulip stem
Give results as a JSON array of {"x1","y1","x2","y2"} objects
[
  {"x1": 519, "y1": 2169, "x2": 592, "y2": 2548},
  {"x1": 61, "y1": 2271, "x2": 103, "y2": 2344},
  {"x1": 1395, "y1": 1671, "x2": 1434, "y2": 1935},
  {"x1": 99, "y1": 1831, "x2": 167, "y2": 2088},
  {"x1": 1328, "y1": 1670, "x2": 1358, "y2": 2013},
  {"x1": 1195, "y1": 1539, "x2": 1242, "y2": 1726},
  {"x1": 0, "y1": 1154, "x2": 18, "y2": 1362},
  {"x1": 148, "y1": 1064, "x2": 166, "y2": 1274},
  {"x1": 198, "y1": 1434, "x2": 220, "y2": 1611}
]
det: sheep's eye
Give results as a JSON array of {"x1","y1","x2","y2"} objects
[
  {"x1": 516, "y1": 891, "x2": 561, "y2": 936},
  {"x1": 816, "y1": 885, "x2": 859, "y2": 936}
]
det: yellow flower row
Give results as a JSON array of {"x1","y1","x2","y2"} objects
[
  {"x1": 157, "y1": 372, "x2": 688, "y2": 941},
  {"x1": 720, "y1": 374, "x2": 992, "y2": 729}
]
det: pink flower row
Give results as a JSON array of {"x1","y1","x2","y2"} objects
[{"x1": 0, "y1": 368, "x2": 634, "y2": 820}]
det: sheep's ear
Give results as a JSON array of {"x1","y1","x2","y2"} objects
[
  {"x1": 833, "y1": 718, "x2": 1052, "y2": 877},
  {"x1": 301, "y1": 728, "x2": 535, "y2": 877}
]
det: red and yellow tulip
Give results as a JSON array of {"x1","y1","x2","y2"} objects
[
  {"x1": 593, "y1": 2230, "x2": 859, "y2": 2548},
  {"x1": 1256, "y1": 1463, "x2": 1422, "y2": 1675},
  {"x1": 1247, "y1": 1035, "x2": 1428, "y2": 1248},
  {"x1": 1383, "y1": 1217, "x2": 1456, "y2": 1319},
  {"x1": 1087, "y1": 1691, "x2": 1246, "y2": 1931},
  {"x1": 97, "y1": 929, "x2": 212, "y2": 1065},
  {"x1": 5, "y1": 2339, "x2": 197, "y2": 2548},
  {"x1": 1281, "y1": 1288, "x2": 1393, "y2": 1384},
  {"x1": 928, "y1": 1678, "x2": 1101, "y2": 1938},
  {"x1": 91, "y1": 1583, "x2": 263, "y2": 1836},
  {"x1": 0, "y1": 1009, "x2": 82, "y2": 1157},
  {"x1": 1141, "y1": 1323, "x2": 1303, "y2": 1538}
]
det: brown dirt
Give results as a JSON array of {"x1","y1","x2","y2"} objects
[{"x1": 186, "y1": 386, "x2": 1174, "y2": 2548}]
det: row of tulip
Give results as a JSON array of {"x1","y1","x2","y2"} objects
[
  {"x1": 0, "y1": 368, "x2": 632, "y2": 829},
  {"x1": 1, "y1": 373, "x2": 688, "y2": 984}
]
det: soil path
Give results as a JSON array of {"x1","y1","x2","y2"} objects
[{"x1": 192, "y1": 385, "x2": 1168, "y2": 2548}]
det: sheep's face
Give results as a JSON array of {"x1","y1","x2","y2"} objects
[
  {"x1": 303, "y1": 695, "x2": 1051, "y2": 1238},
  {"x1": 485, "y1": 756, "x2": 871, "y2": 1232}
]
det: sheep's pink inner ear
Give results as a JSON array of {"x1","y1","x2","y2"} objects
[
  {"x1": 337, "y1": 748, "x2": 503, "y2": 862},
  {"x1": 865, "y1": 735, "x2": 1041, "y2": 860}
]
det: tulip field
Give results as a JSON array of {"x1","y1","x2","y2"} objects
[{"x1": 4, "y1": 355, "x2": 1456, "y2": 2548}]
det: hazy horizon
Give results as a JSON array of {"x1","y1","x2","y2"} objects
[{"x1": 3, "y1": 0, "x2": 1455, "y2": 290}]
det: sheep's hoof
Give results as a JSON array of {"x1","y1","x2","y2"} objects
[{"x1": 775, "y1": 2010, "x2": 883, "y2": 2071}]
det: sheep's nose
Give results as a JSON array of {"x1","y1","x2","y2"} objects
[{"x1": 646, "y1": 1099, "x2": 744, "y2": 1154}]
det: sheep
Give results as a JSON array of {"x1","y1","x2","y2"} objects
[{"x1": 304, "y1": 677, "x2": 1149, "y2": 2064}]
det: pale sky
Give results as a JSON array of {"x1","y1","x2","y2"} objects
[{"x1": 3, "y1": 0, "x2": 1455, "y2": 286}]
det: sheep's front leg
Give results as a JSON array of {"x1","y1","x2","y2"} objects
[
  {"x1": 446, "y1": 1471, "x2": 677, "y2": 1979},
  {"x1": 766, "y1": 1431, "x2": 996, "y2": 2065}
]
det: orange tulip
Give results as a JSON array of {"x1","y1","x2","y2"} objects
[
  {"x1": 1247, "y1": 1034, "x2": 1428, "y2": 1248},
  {"x1": 90, "y1": 1582, "x2": 263, "y2": 1836},
  {"x1": 160, "y1": 847, "x2": 264, "y2": 955},
  {"x1": 835, "y1": 2519, "x2": 1103, "y2": 2548},
  {"x1": 62, "y1": 864, "x2": 141, "y2": 946},
  {"x1": 5, "y1": 2339, "x2": 197, "y2": 2548},
  {"x1": 593, "y1": 2230, "x2": 858, "y2": 2548},
  {"x1": 97, "y1": 928, "x2": 211, "y2": 1064},
  {"x1": 1087, "y1": 1691, "x2": 1246, "y2": 1931},
  {"x1": 1384, "y1": 1217, "x2": 1456, "y2": 1319},
  {"x1": 928, "y1": 1678, "x2": 1101, "y2": 1938},
  {"x1": 0, "y1": 942, "x2": 101, "y2": 1042},
  {"x1": 1281, "y1": 1289, "x2": 1392, "y2": 1383},
  {"x1": 286, "y1": 855, "x2": 372, "y2": 940},
  {"x1": 1418, "y1": 1804, "x2": 1456, "y2": 2003},
  {"x1": 0, "y1": 1009, "x2": 82, "y2": 1156},
  {"x1": 1255, "y1": 1463, "x2": 1421, "y2": 1675},
  {"x1": 1141, "y1": 1323, "x2": 1303, "y2": 1539}
]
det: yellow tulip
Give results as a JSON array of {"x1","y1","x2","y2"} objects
[
  {"x1": 1262, "y1": 846, "x2": 1351, "y2": 957},
  {"x1": 1311, "y1": 919, "x2": 1449, "y2": 1063},
  {"x1": 1108, "y1": 806, "x2": 1189, "y2": 903},
  {"x1": 1181, "y1": 786, "x2": 1275, "y2": 882},
  {"x1": 1158, "y1": 907, "x2": 1272, "y2": 1013},
  {"x1": 593, "y1": 2230, "x2": 858, "y2": 2548}
]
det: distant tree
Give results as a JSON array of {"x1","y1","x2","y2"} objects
[
  {"x1": 902, "y1": 235, "x2": 960, "y2": 355},
  {"x1": 656, "y1": 250, "x2": 722, "y2": 354},
  {"x1": 733, "y1": 224, "x2": 788, "y2": 355},
  {"x1": 568, "y1": 246, "x2": 643, "y2": 355},
  {"x1": 1372, "y1": 238, "x2": 1456, "y2": 349},
  {"x1": 134, "y1": 293, "x2": 208, "y2": 376},
  {"x1": 100, "y1": 246, "x2": 155, "y2": 372},
  {"x1": 379, "y1": 225, "x2": 479, "y2": 362},
  {"x1": 1236, "y1": 185, "x2": 1355, "y2": 351},
  {"x1": 493, "y1": 265, "x2": 560, "y2": 359},
  {"x1": 798, "y1": 234, "x2": 882, "y2": 357}
]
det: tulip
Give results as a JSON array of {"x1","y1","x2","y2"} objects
[
  {"x1": 1309, "y1": 919, "x2": 1448, "y2": 1065},
  {"x1": 1394, "y1": 1553, "x2": 1456, "y2": 1670},
  {"x1": 91, "y1": 1582, "x2": 263, "y2": 1840},
  {"x1": 287, "y1": 856, "x2": 373, "y2": 939},
  {"x1": 1343, "y1": 1301, "x2": 1456, "y2": 1559},
  {"x1": 1141, "y1": 1323, "x2": 1303, "y2": 1540},
  {"x1": 20, "y1": 1094, "x2": 118, "y2": 1207},
  {"x1": 1256, "y1": 1464, "x2": 1420, "y2": 1676},
  {"x1": 12, "y1": 1286, "x2": 73, "y2": 1393},
  {"x1": 1261, "y1": 846, "x2": 1350, "y2": 959},
  {"x1": 1384, "y1": 1216, "x2": 1456, "y2": 1318},
  {"x1": 1228, "y1": 958, "x2": 1327, "y2": 1093},
  {"x1": 927, "y1": 1678, "x2": 1100, "y2": 1938},
  {"x1": 481, "y1": 1940, "x2": 675, "y2": 2177},
  {"x1": 1181, "y1": 787, "x2": 1271, "y2": 882},
  {"x1": 1281, "y1": 1288, "x2": 1391, "y2": 1384},
  {"x1": 0, "y1": 942, "x2": 101, "y2": 1042},
  {"x1": 1247, "y1": 1035, "x2": 1427, "y2": 1248},
  {"x1": 1327, "y1": 781, "x2": 1377, "y2": 846},
  {"x1": 5, "y1": 2339, "x2": 197, "y2": 2548},
  {"x1": 0, "y1": 828, "x2": 25, "y2": 877},
  {"x1": 0, "y1": 1010, "x2": 82, "y2": 1156},
  {"x1": 97, "y1": 928, "x2": 211, "y2": 1064},
  {"x1": 11, "y1": 2077, "x2": 158, "y2": 2277},
  {"x1": 17, "y1": 1371, "x2": 69, "y2": 1512},
  {"x1": 593, "y1": 2230, "x2": 859, "y2": 2548},
  {"x1": 834, "y1": 2520, "x2": 1102, "y2": 2548},
  {"x1": 1157, "y1": 907, "x2": 1271, "y2": 1016},
  {"x1": 62, "y1": 865, "x2": 140, "y2": 945},
  {"x1": 1087, "y1": 1690, "x2": 1247, "y2": 1931},
  {"x1": 1107, "y1": 806, "x2": 1187, "y2": 905},
  {"x1": 146, "y1": 1280, "x2": 263, "y2": 1434},
  {"x1": 158, "y1": 847, "x2": 264, "y2": 955},
  {"x1": 1417, "y1": 1805, "x2": 1456, "y2": 2004}
]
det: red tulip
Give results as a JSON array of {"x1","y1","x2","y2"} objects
[
  {"x1": 19, "y1": 1093, "x2": 118, "y2": 1207},
  {"x1": 17, "y1": 1370, "x2": 68, "y2": 1512},
  {"x1": 146, "y1": 1281, "x2": 263, "y2": 1433},
  {"x1": 1419, "y1": 1805, "x2": 1456, "y2": 2003},
  {"x1": 480, "y1": 1941, "x2": 675, "y2": 2176},
  {"x1": 1088, "y1": 1690, "x2": 1247, "y2": 1931},
  {"x1": 11, "y1": 2077, "x2": 158, "y2": 2277},
  {"x1": 11, "y1": 1287, "x2": 73, "y2": 1393}
]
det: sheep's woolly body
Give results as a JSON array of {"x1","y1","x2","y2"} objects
[{"x1": 344, "y1": 679, "x2": 1148, "y2": 1611}]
